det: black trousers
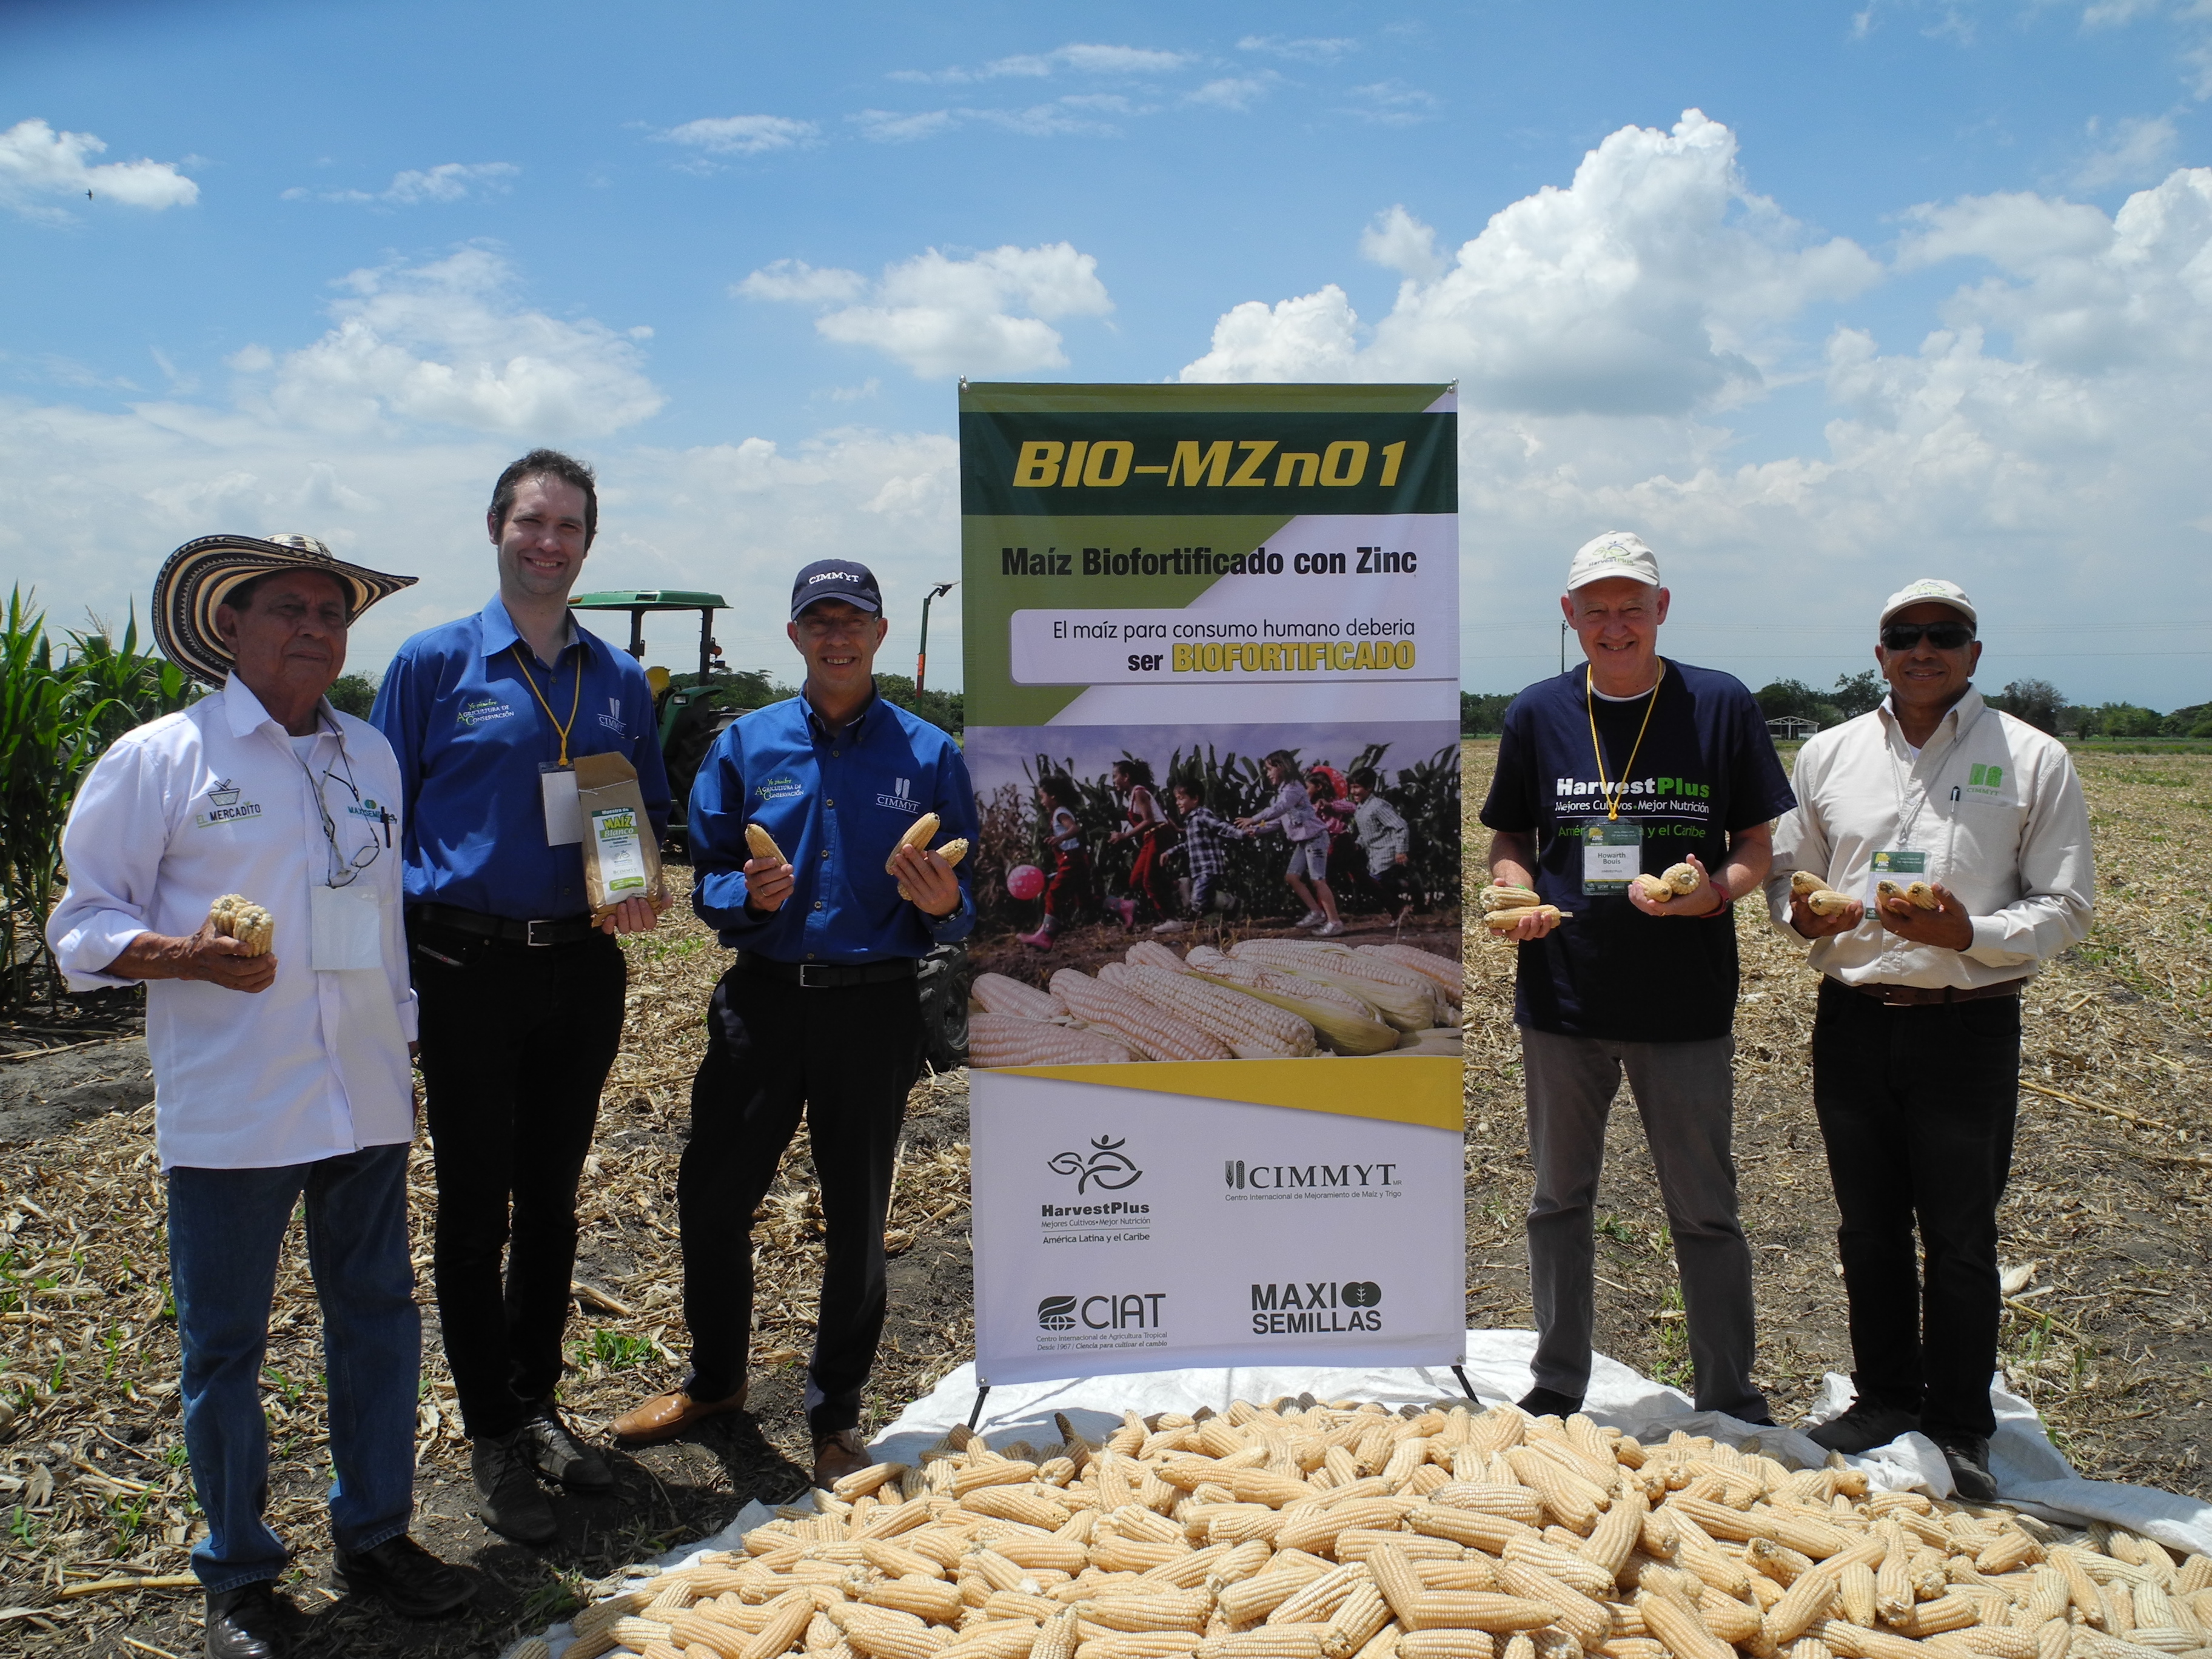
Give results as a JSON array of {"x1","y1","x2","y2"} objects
[
  {"x1": 410, "y1": 921, "x2": 626, "y2": 1440},
  {"x1": 1811, "y1": 976, "x2": 2020, "y2": 1439},
  {"x1": 677, "y1": 965, "x2": 922, "y2": 1437}
]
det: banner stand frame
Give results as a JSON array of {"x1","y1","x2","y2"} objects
[{"x1": 959, "y1": 1366, "x2": 1476, "y2": 1438}]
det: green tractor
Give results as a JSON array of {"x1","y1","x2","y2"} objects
[{"x1": 569, "y1": 590, "x2": 968, "y2": 1073}]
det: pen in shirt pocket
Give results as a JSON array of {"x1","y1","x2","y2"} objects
[{"x1": 1950, "y1": 785, "x2": 1962, "y2": 802}]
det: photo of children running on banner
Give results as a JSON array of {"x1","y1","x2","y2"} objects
[{"x1": 958, "y1": 725, "x2": 1463, "y2": 1065}]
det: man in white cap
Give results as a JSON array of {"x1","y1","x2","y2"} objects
[
  {"x1": 49, "y1": 535, "x2": 472, "y2": 1657},
  {"x1": 1765, "y1": 580, "x2": 2091, "y2": 1500},
  {"x1": 1480, "y1": 532, "x2": 1794, "y2": 1425}
]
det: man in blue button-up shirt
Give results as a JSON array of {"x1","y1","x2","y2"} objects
[
  {"x1": 370, "y1": 449, "x2": 669, "y2": 1547},
  {"x1": 609, "y1": 560, "x2": 974, "y2": 1489}
]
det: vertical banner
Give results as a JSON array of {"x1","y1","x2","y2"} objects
[{"x1": 959, "y1": 383, "x2": 1466, "y2": 1386}]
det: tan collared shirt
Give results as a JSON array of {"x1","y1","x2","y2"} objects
[{"x1": 1764, "y1": 689, "x2": 2093, "y2": 988}]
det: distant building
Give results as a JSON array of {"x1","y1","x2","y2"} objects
[{"x1": 1767, "y1": 715, "x2": 1821, "y2": 740}]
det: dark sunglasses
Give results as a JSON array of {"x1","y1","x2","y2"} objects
[{"x1": 1881, "y1": 621, "x2": 1975, "y2": 651}]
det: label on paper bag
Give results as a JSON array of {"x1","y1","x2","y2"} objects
[{"x1": 589, "y1": 806, "x2": 649, "y2": 897}]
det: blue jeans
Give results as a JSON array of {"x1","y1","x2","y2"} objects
[{"x1": 167, "y1": 1144, "x2": 420, "y2": 1591}]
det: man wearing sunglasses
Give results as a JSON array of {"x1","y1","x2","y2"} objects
[{"x1": 1766, "y1": 578, "x2": 2093, "y2": 1501}]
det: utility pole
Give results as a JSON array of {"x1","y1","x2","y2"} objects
[{"x1": 916, "y1": 581, "x2": 956, "y2": 693}]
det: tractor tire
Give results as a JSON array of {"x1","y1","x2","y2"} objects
[
  {"x1": 914, "y1": 941, "x2": 970, "y2": 1078},
  {"x1": 661, "y1": 700, "x2": 743, "y2": 848}
]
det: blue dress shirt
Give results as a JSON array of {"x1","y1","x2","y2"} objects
[
  {"x1": 689, "y1": 689, "x2": 976, "y2": 961},
  {"x1": 372, "y1": 595, "x2": 672, "y2": 922}
]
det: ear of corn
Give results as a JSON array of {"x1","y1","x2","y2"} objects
[
  {"x1": 885, "y1": 814, "x2": 942, "y2": 874},
  {"x1": 1480, "y1": 884, "x2": 1541, "y2": 914},
  {"x1": 1118, "y1": 962, "x2": 1318, "y2": 1057},
  {"x1": 1481, "y1": 906, "x2": 1567, "y2": 934},
  {"x1": 1226, "y1": 942, "x2": 1438, "y2": 1031},
  {"x1": 746, "y1": 823, "x2": 787, "y2": 864},
  {"x1": 573, "y1": 1406, "x2": 2204, "y2": 1659},
  {"x1": 1806, "y1": 891, "x2": 1855, "y2": 917},
  {"x1": 206, "y1": 893, "x2": 274, "y2": 955},
  {"x1": 1051, "y1": 970, "x2": 1235, "y2": 1062},
  {"x1": 1360, "y1": 945, "x2": 1463, "y2": 1007},
  {"x1": 1788, "y1": 871, "x2": 1828, "y2": 897},
  {"x1": 897, "y1": 836, "x2": 970, "y2": 899},
  {"x1": 1902, "y1": 882, "x2": 1938, "y2": 910},
  {"x1": 969, "y1": 1013, "x2": 1141, "y2": 1068},
  {"x1": 1182, "y1": 968, "x2": 1400, "y2": 1056},
  {"x1": 971, "y1": 973, "x2": 1071, "y2": 1022}
]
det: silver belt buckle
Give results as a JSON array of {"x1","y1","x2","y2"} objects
[
  {"x1": 526, "y1": 918, "x2": 557, "y2": 947},
  {"x1": 799, "y1": 962, "x2": 834, "y2": 988}
]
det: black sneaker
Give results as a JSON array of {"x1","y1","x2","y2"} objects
[
  {"x1": 1806, "y1": 1401, "x2": 1921, "y2": 1455},
  {"x1": 333, "y1": 1533, "x2": 477, "y2": 1618},
  {"x1": 1517, "y1": 1386, "x2": 1584, "y2": 1419},
  {"x1": 471, "y1": 1427, "x2": 558, "y2": 1545},
  {"x1": 1931, "y1": 1432, "x2": 1997, "y2": 1503},
  {"x1": 205, "y1": 1580, "x2": 290, "y2": 1659},
  {"x1": 519, "y1": 1399, "x2": 613, "y2": 1493}
]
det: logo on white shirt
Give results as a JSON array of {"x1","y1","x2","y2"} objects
[{"x1": 195, "y1": 779, "x2": 263, "y2": 828}]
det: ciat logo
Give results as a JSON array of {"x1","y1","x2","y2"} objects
[{"x1": 1049, "y1": 1137, "x2": 1143, "y2": 1194}]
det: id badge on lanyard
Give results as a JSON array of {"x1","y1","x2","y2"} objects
[
  {"x1": 309, "y1": 884, "x2": 385, "y2": 971},
  {"x1": 1581, "y1": 822, "x2": 1643, "y2": 894},
  {"x1": 1866, "y1": 848, "x2": 1927, "y2": 908},
  {"x1": 540, "y1": 763, "x2": 582, "y2": 845}
]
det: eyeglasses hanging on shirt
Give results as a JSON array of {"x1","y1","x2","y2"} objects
[
  {"x1": 287, "y1": 719, "x2": 389, "y2": 971},
  {"x1": 511, "y1": 642, "x2": 586, "y2": 846}
]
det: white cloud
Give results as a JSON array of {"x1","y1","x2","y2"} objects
[
  {"x1": 1237, "y1": 35, "x2": 1358, "y2": 62},
  {"x1": 739, "y1": 242, "x2": 1112, "y2": 377},
  {"x1": 1184, "y1": 111, "x2": 1880, "y2": 415},
  {"x1": 1342, "y1": 81, "x2": 1442, "y2": 126},
  {"x1": 1185, "y1": 76, "x2": 1276, "y2": 112},
  {"x1": 235, "y1": 247, "x2": 663, "y2": 437},
  {"x1": 851, "y1": 109, "x2": 962, "y2": 144},
  {"x1": 656, "y1": 114, "x2": 819, "y2": 157},
  {"x1": 888, "y1": 42, "x2": 1191, "y2": 85},
  {"x1": 285, "y1": 161, "x2": 519, "y2": 206},
  {"x1": 2070, "y1": 114, "x2": 2180, "y2": 189},
  {"x1": 0, "y1": 118, "x2": 198, "y2": 220},
  {"x1": 1359, "y1": 204, "x2": 1446, "y2": 281}
]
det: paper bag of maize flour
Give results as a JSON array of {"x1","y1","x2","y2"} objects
[{"x1": 574, "y1": 751, "x2": 666, "y2": 923}]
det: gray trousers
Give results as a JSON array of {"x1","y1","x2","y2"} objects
[{"x1": 1521, "y1": 1027, "x2": 1767, "y2": 1419}]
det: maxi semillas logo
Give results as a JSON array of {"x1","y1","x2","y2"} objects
[{"x1": 1250, "y1": 1279, "x2": 1383, "y2": 1335}]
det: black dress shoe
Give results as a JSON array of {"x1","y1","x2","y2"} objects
[
  {"x1": 333, "y1": 1533, "x2": 476, "y2": 1618},
  {"x1": 1806, "y1": 1401, "x2": 1922, "y2": 1455},
  {"x1": 520, "y1": 1398, "x2": 614, "y2": 1493},
  {"x1": 1516, "y1": 1386, "x2": 1584, "y2": 1419},
  {"x1": 471, "y1": 1427, "x2": 558, "y2": 1545},
  {"x1": 205, "y1": 1581, "x2": 287, "y2": 1659}
]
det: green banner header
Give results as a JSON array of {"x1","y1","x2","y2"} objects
[{"x1": 960, "y1": 409, "x2": 1457, "y2": 518}]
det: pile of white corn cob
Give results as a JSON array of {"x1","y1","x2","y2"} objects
[
  {"x1": 531, "y1": 1399, "x2": 2212, "y2": 1659},
  {"x1": 967, "y1": 940, "x2": 1463, "y2": 1067}
]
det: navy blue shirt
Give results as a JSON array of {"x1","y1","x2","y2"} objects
[
  {"x1": 690, "y1": 688, "x2": 976, "y2": 961},
  {"x1": 371, "y1": 595, "x2": 672, "y2": 922},
  {"x1": 1480, "y1": 659, "x2": 1794, "y2": 1042}
]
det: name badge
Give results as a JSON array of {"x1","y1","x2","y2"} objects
[
  {"x1": 1866, "y1": 848, "x2": 1928, "y2": 907},
  {"x1": 1581, "y1": 822, "x2": 1642, "y2": 894},
  {"x1": 541, "y1": 764, "x2": 581, "y2": 846},
  {"x1": 309, "y1": 884, "x2": 384, "y2": 971}
]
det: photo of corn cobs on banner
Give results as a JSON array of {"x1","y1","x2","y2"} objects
[
  {"x1": 967, "y1": 939, "x2": 1463, "y2": 1067},
  {"x1": 552, "y1": 1398, "x2": 2212, "y2": 1659},
  {"x1": 1479, "y1": 885, "x2": 1570, "y2": 937},
  {"x1": 206, "y1": 892, "x2": 274, "y2": 955}
]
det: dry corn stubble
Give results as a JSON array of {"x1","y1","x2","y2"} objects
[{"x1": 575, "y1": 1400, "x2": 2211, "y2": 1659}]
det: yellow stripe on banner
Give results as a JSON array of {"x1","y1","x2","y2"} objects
[{"x1": 996, "y1": 1055, "x2": 1463, "y2": 1130}]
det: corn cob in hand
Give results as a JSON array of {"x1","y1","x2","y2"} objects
[
  {"x1": 207, "y1": 894, "x2": 275, "y2": 956},
  {"x1": 1634, "y1": 862, "x2": 1701, "y2": 903},
  {"x1": 1789, "y1": 868, "x2": 1857, "y2": 919},
  {"x1": 745, "y1": 822, "x2": 787, "y2": 865}
]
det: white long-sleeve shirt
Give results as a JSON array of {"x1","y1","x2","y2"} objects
[
  {"x1": 47, "y1": 682, "x2": 417, "y2": 1170},
  {"x1": 1763, "y1": 689, "x2": 2093, "y2": 989}
]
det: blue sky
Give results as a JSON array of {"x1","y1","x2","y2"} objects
[{"x1": 4, "y1": 0, "x2": 2208, "y2": 706}]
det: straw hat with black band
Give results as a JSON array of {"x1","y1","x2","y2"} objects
[{"x1": 152, "y1": 533, "x2": 418, "y2": 688}]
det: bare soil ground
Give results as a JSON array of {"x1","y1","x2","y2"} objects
[{"x1": 3, "y1": 740, "x2": 2208, "y2": 1657}]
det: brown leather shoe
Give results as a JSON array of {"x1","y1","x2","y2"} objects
[
  {"x1": 608, "y1": 1386, "x2": 746, "y2": 1447},
  {"x1": 812, "y1": 1427, "x2": 871, "y2": 1490}
]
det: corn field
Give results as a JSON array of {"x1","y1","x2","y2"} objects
[{"x1": 0, "y1": 590, "x2": 197, "y2": 1012}]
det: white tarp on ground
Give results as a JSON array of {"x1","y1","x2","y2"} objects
[{"x1": 513, "y1": 1329, "x2": 2212, "y2": 1658}]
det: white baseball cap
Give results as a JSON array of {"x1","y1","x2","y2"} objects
[
  {"x1": 1879, "y1": 578, "x2": 1977, "y2": 630},
  {"x1": 1566, "y1": 531, "x2": 1661, "y2": 592}
]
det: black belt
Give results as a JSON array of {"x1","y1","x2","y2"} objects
[
  {"x1": 1843, "y1": 976, "x2": 2026, "y2": 1007},
  {"x1": 737, "y1": 951, "x2": 916, "y2": 989},
  {"x1": 410, "y1": 903, "x2": 600, "y2": 949}
]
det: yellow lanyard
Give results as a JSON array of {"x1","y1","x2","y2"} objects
[
  {"x1": 509, "y1": 642, "x2": 583, "y2": 766},
  {"x1": 1585, "y1": 660, "x2": 1664, "y2": 823}
]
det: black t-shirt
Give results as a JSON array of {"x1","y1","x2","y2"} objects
[{"x1": 1480, "y1": 659, "x2": 1795, "y2": 1042}]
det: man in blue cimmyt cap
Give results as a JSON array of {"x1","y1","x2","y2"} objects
[{"x1": 609, "y1": 558, "x2": 977, "y2": 1489}]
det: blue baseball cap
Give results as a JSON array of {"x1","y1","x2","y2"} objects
[{"x1": 791, "y1": 560, "x2": 883, "y2": 620}]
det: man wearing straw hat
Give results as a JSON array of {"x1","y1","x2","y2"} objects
[
  {"x1": 372, "y1": 449, "x2": 669, "y2": 1546},
  {"x1": 49, "y1": 535, "x2": 472, "y2": 1657}
]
